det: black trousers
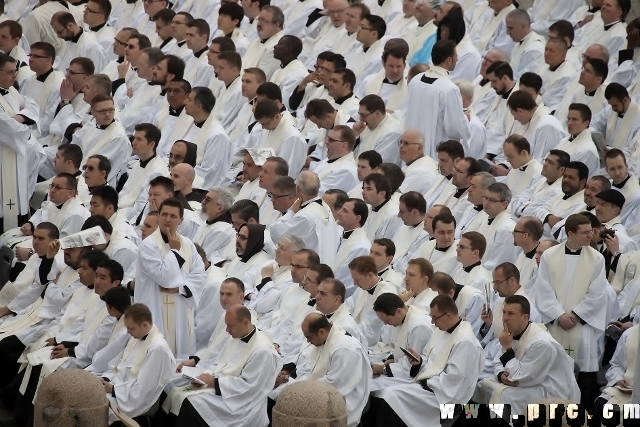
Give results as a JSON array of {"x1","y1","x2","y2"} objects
[
  {"x1": 578, "y1": 371, "x2": 599, "y2": 414},
  {"x1": 176, "y1": 399, "x2": 209, "y2": 427},
  {"x1": 360, "y1": 397, "x2": 407, "y2": 427},
  {"x1": 0, "y1": 336, "x2": 26, "y2": 390}
]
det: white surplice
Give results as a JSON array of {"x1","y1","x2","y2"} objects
[
  {"x1": 54, "y1": 30, "x2": 108, "y2": 74},
  {"x1": 334, "y1": 228, "x2": 371, "y2": 297},
  {"x1": 118, "y1": 155, "x2": 168, "y2": 222},
  {"x1": 510, "y1": 31, "x2": 545, "y2": 80},
  {"x1": 554, "y1": 130, "x2": 600, "y2": 177},
  {"x1": 241, "y1": 31, "x2": 284, "y2": 80},
  {"x1": 345, "y1": 279, "x2": 397, "y2": 347}
]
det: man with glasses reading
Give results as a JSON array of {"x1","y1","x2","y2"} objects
[{"x1": 535, "y1": 213, "x2": 610, "y2": 413}]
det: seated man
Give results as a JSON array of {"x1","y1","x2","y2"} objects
[
  {"x1": 363, "y1": 294, "x2": 483, "y2": 427},
  {"x1": 370, "y1": 293, "x2": 433, "y2": 382},
  {"x1": 334, "y1": 198, "x2": 371, "y2": 296},
  {"x1": 414, "y1": 213, "x2": 459, "y2": 274},
  {"x1": 597, "y1": 323, "x2": 640, "y2": 408},
  {"x1": 88, "y1": 185, "x2": 139, "y2": 244},
  {"x1": 400, "y1": 258, "x2": 438, "y2": 311},
  {"x1": 169, "y1": 305, "x2": 281, "y2": 427},
  {"x1": 477, "y1": 295, "x2": 579, "y2": 415},
  {"x1": 369, "y1": 238, "x2": 404, "y2": 287},
  {"x1": 429, "y1": 271, "x2": 484, "y2": 333},
  {"x1": 311, "y1": 125, "x2": 359, "y2": 196},
  {"x1": 193, "y1": 187, "x2": 235, "y2": 265},
  {"x1": 269, "y1": 313, "x2": 371, "y2": 427},
  {"x1": 80, "y1": 215, "x2": 138, "y2": 279},
  {"x1": 390, "y1": 192, "x2": 430, "y2": 275},
  {"x1": 345, "y1": 256, "x2": 397, "y2": 347},
  {"x1": 361, "y1": 173, "x2": 401, "y2": 241},
  {"x1": 102, "y1": 303, "x2": 175, "y2": 425},
  {"x1": 223, "y1": 223, "x2": 270, "y2": 298},
  {"x1": 449, "y1": 231, "x2": 492, "y2": 293}
]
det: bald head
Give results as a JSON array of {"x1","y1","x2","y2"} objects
[
  {"x1": 584, "y1": 44, "x2": 610, "y2": 64},
  {"x1": 172, "y1": 163, "x2": 195, "y2": 180},
  {"x1": 408, "y1": 63, "x2": 430, "y2": 82},
  {"x1": 170, "y1": 163, "x2": 195, "y2": 193},
  {"x1": 295, "y1": 170, "x2": 321, "y2": 197},
  {"x1": 506, "y1": 8, "x2": 531, "y2": 26},
  {"x1": 229, "y1": 304, "x2": 252, "y2": 322}
]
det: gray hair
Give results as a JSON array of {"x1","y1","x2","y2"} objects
[
  {"x1": 473, "y1": 171, "x2": 496, "y2": 189},
  {"x1": 402, "y1": 129, "x2": 425, "y2": 147},
  {"x1": 506, "y1": 9, "x2": 531, "y2": 26},
  {"x1": 453, "y1": 79, "x2": 474, "y2": 100},
  {"x1": 295, "y1": 170, "x2": 321, "y2": 197},
  {"x1": 486, "y1": 48, "x2": 509, "y2": 63},
  {"x1": 416, "y1": 0, "x2": 441, "y2": 8},
  {"x1": 282, "y1": 235, "x2": 305, "y2": 251},
  {"x1": 486, "y1": 182, "x2": 512, "y2": 203},
  {"x1": 209, "y1": 187, "x2": 234, "y2": 211},
  {"x1": 586, "y1": 43, "x2": 610, "y2": 63}
]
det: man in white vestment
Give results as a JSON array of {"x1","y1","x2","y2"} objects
[
  {"x1": 361, "y1": 174, "x2": 401, "y2": 241},
  {"x1": 109, "y1": 0, "x2": 145, "y2": 31},
  {"x1": 169, "y1": 305, "x2": 281, "y2": 427},
  {"x1": 134, "y1": 198, "x2": 207, "y2": 360},
  {"x1": 193, "y1": 187, "x2": 235, "y2": 265},
  {"x1": 83, "y1": 0, "x2": 116, "y2": 57},
  {"x1": 512, "y1": 217, "x2": 542, "y2": 291},
  {"x1": 505, "y1": 9, "x2": 545, "y2": 80},
  {"x1": 271, "y1": 312, "x2": 371, "y2": 427},
  {"x1": 241, "y1": 6, "x2": 284, "y2": 80},
  {"x1": 447, "y1": 231, "x2": 492, "y2": 304},
  {"x1": 19, "y1": 42, "x2": 63, "y2": 142},
  {"x1": 299, "y1": 0, "x2": 351, "y2": 67},
  {"x1": 477, "y1": 295, "x2": 580, "y2": 415},
  {"x1": 390, "y1": 192, "x2": 430, "y2": 275},
  {"x1": 404, "y1": 0, "x2": 437, "y2": 60},
  {"x1": 270, "y1": 35, "x2": 308, "y2": 111},
  {"x1": 0, "y1": 241, "x2": 86, "y2": 389},
  {"x1": 467, "y1": 0, "x2": 516, "y2": 55},
  {"x1": 210, "y1": 51, "x2": 243, "y2": 133},
  {"x1": 118, "y1": 123, "x2": 167, "y2": 221},
  {"x1": 153, "y1": 79, "x2": 192, "y2": 158},
  {"x1": 470, "y1": 49, "x2": 506, "y2": 122},
  {"x1": 535, "y1": 37, "x2": 579, "y2": 113},
  {"x1": 270, "y1": 171, "x2": 340, "y2": 267},
  {"x1": 533, "y1": 161, "x2": 589, "y2": 239},
  {"x1": 224, "y1": 223, "x2": 270, "y2": 297},
  {"x1": 370, "y1": 239, "x2": 404, "y2": 288},
  {"x1": 81, "y1": 215, "x2": 138, "y2": 278},
  {"x1": 590, "y1": 84, "x2": 640, "y2": 165},
  {"x1": 404, "y1": 40, "x2": 470, "y2": 158},
  {"x1": 252, "y1": 99, "x2": 306, "y2": 177},
  {"x1": 181, "y1": 19, "x2": 209, "y2": 84},
  {"x1": 2, "y1": 174, "x2": 90, "y2": 251},
  {"x1": 535, "y1": 213, "x2": 610, "y2": 412},
  {"x1": 134, "y1": 0, "x2": 166, "y2": 45},
  {"x1": 326, "y1": 69, "x2": 359, "y2": 120},
  {"x1": 0, "y1": 20, "x2": 33, "y2": 88},
  {"x1": 183, "y1": 86, "x2": 233, "y2": 190},
  {"x1": 399, "y1": 258, "x2": 437, "y2": 312},
  {"x1": 212, "y1": 3, "x2": 249, "y2": 56},
  {"x1": 23, "y1": 0, "x2": 84, "y2": 53},
  {"x1": 511, "y1": 149, "x2": 569, "y2": 219},
  {"x1": 334, "y1": 199, "x2": 371, "y2": 296},
  {"x1": 575, "y1": 0, "x2": 628, "y2": 67},
  {"x1": 500, "y1": 135, "x2": 543, "y2": 198},
  {"x1": 555, "y1": 104, "x2": 601, "y2": 176},
  {"x1": 88, "y1": 185, "x2": 138, "y2": 244},
  {"x1": 351, "y1": 95, "x2": 402, "y2": 165},
  {"x1": 345, "y1": 256, "x2": 397, "y2": 347},
  {"x1": 102, "y1": 303, "x2": 175, "y2": 424},
  {"x1": 111, "y1": 34, "x2": 149, "y2": 110},
  {"x1": 0, "y1": 53, "x2": 40, "y2": 233},
  {"x1": 100, "y1": 27, "x2": 135, "y2": 80},
  {"x1": 507, "y1": 91, "x2": 567, "y2": 161},
  {"x1": 363, "y1": 294, "x2": 482, "y2": 427},
  {"x1": 356, "y1": 48, "x2": 408, "y2": 115},
  {"x1": 304, "y1": 98, "x2": 354, "y2": 166},
  {"x1": 50, "y1": 11, "x2": 108, "y2": 73},
  {"x1": 71, "y1": 94, "x2": 130, "y2": 186},
  {"x1": 414, "y1": 213, "x2": 459, "y2": 275},
  {"x1": 310, "y1": 125, "x2": 359, "y2": 196},
  {"x1": 397, "y1": 129, "x2": 438, "y2": 195}
]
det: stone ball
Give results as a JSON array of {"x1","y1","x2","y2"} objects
[
  {"x1": 34, "y1": 368, "x2": 109, "y2": 427},
  {"x1": 272, "y1": 380, "x2": 348, "y2": 427}
]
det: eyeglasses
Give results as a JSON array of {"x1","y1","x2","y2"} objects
[
  {"x1": 84, "y1": 7, "x2": 103, "y2": 15},
  {"x1": 92, "y1": 108, "x2": 115, "y2": 114},
  {"x1": 236, "y1": 233, "x2": 249, "y2": 241},
  {"x1": 358, "y1": 111, "x2": 374, "y2": 118},
  {"x1": 66, "y1": 68, "x2": 86, "y2": 76},
  {"x1": 257, "y1": 17, "x2": 275, "y2": 23},
  {"x1": 49, "y1": 184, "x2": 73, "y2": 190},
  {"x1": 431, "y1": 312, "x2": 448, "y2": 323},
  {"x1": 114, "y1": 38, "x2": 128, "y2": 47},
  {"x1": 543, "y1": 157, "x2": 558, "y2": 166},
  {"x1": 492, "y1": 278, "x2": 513, "y2": 285},
  {"x1": 202, "y1": 196, "x2": 216, "y2": 205},
  {"x1": 0, "y1": 68, "x2": 17, "y2": 76},
  {"x1": 83, "y1": 165, "x2": 96, "y2": 171},
  {"x1": 168, "y1": 153, "x2": 185, "y2": 160},
  {"x1": 482, "y1": 196, "x2": 503, "y2": 203},
  {"x1": 576, "y1": 230, "x2": 595, "y2": 236},
  {"x1": 27, "y1": 54, "x2": 50, "y2": 59},
  {"x1": 397, "y1": 139, "x2": 421, "y2": 147},
  {"x1": 267, "y1": 192, "x2": 291, "y2": 200},
  {"x1": 291, "y1": 264, "x2": 310, "y2": 269},
  {"x1": 481, "y1": 56, "x2": 495, "y2": 64},
  {"x1": 512, "y1": 229, "x2": 528, "y2": 234},
  {"x1": 326, "y1": 136, "x2": 345, "y2": 144},
  {"x1": 313, "y1": 64, "x2": 333, "y2": 73},
  {"x1": 156, "y1": 23, "x2": 168, "y2": 30}
]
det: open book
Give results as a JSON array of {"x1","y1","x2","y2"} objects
[{"x1": 181, "y1": 366, "x2": 206, "y2": 386}]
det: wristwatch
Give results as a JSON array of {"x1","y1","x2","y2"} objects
[
  {"x1": 382, "y1": 365, "x2": 389, "y2": 376},
  {"x1": 61, "y1": 99, "x2": 70, "y2": 106}
]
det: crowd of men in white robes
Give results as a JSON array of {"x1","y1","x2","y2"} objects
[{"x1": 2, "y1": 0, "x2": 640, "y2": 426}]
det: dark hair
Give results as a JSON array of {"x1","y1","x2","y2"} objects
[
  {"x1": 347, "y1": 198, "x2": 369, "y2": 227},
  {"x1": 57, "y1": 144, "x2": 83, "y2": 169},
  {"x1": 461, "y1": 231, "x2": 486, "y2": 258},
  {"x1": 547, "y1": 149, "x2": 570, "y2": 168},
  {"x1": 585, "y1": 58, "x2": 608, "y2": 82},
  {"x1": 324, "y1": 189, "x2": 349, "y2": 210},
  {"x1": 604, "y1": 148, "x2": 627, "y2": 164},
  {"x1": 0, "y1": 20, "x2": 22, "y2": 39},
  {"x1": 134, "y1": 123, "x2": 161, "y2": 152},
  {"x1": 519, "y1": 72, "x2": 543, "y2": 93},
  {"x1": 218, "y1": 51, "x2": 242, "y2": 70},
  {"x1": 253, "y1": 98, "x2": 280, "y2": 120},
  {"x1": 495, "y1": 262, "x2": 521, "y2": 284},
  {"x1": 129, "y1": 34, "x2": 151, "y2": 50},
  {"x1": 280, "y1": 35, "x2": 303, "y2": 57},
  {"x1": 382, "y1": 47, "x2": 407, "y2": 63},
  {"x1": 81, "y1": 214, "x2": 113, "y2": 235},
  {"x1": 159, "y1": 198, "x2": 185, "y2": 218},
  {"x1": 70, "y1": 57, "x2": 95, "y2": 75},
  {"x1": 429, "y1": 294, "x2": 458, "y2": 315},
  {"x1": 97, "y1": 259, "x2": 124, "y2": 283},
  {"x1": 154, "y1": 8, "x2": 175, "y2": 25},
  {"x1": 309, "y1": 263, "x2": 335, "y2": 284},
  {"x1": 521, "y1": 217, "x2": 543, "y2": 241},
  {"x1": 90, "y1": 185, "x2": 119, "y2": 211},
  {"x1": 159, "y1": 54, "x2": 185, "y2": 80},
  {"x1": 210, "y1": 36, "x2": 236, "y2": 53},
  {"x1": 149, "y1": 176, "x2": 174, "y2": 194},
  {"x1": 90, "y1": 93, "x2": 113, "y2": 107},
  {"x1": 265, "y1": 157, "x2": 289, "y2": 177},
  {"x1": 187, "y1": 18, "x2": 210, "y2": 39},
  {"x1": 504, "y1": 294, "x2": 530, "y2": 315},
  {"x1": 191, "y1": 86, "x2": 216, "y2": 112},
  {"x1": 399, "y1": 191, "x2": 427, "y2": 214},
  {"x1": 51, "y1": 11, "x2": 77, "y2": 27},
  {"x1": 304, "y1": 99, "x2": 335, "y2": 119},
  {"x1": 376, "y1": 163, "x2": 405, "y2": 193},
  {"x1": 29, "y1": 41, "x2": 56, "y2": 59},
  {"x1": 565, "y1": 161, "x2": 589, "y2": 182},
  {"x1": 230, "y1": 199, "x2": 260, "y2": 222},
  {"x1": 307, "y1": 313, "x2": 332, "y2": 334},
  {"x1": 124, "y1": 303, "x2": 153, "y2": 324},
  {"x1": 507, "y1": 90, "x2": 537, "y2": 111},
  {"x1": 549, "y1": 19, "x2": 574, "y2": 44},
  {"x1": 358, "y1": 150, "x2": 383, "y2": 170},
  {"x1": 486, "y1": 61, "x2": 513, "y2": 80},
  {"x1": 373, "y1": 238, "x2": 395, "y2": 257},
  {"x1": 359, "y1": 94, "x2": 386, "y2": 114},
  {"x1": 218, "y1": 2, "x2": 244, "y2": 27},
  {"x1": 35, "y1": 222, "x2": 60, "y2": 240},
  {"x1": 363, "y1": 14, "x2": 386, "y2": 39},
  {"x1": 80, "y1": 250, "x2": 109, "y2": 270},
  {"x1": 431, "y1": 40, "x2": 457, "y2": 65},
  {"x1": 87, "y1": 154, "x2": 111, "y2": 177},
  {"x1": 223, "y1": 277, "x2": 245, "y2": 294},
  {"x1": 363, "y1": 173, "x2": 392, "y2": 201},
  {"x1": 55, "y1": 172, "x2": 78, "y2": 193},
  {"x1": 323, "y1": 52, "x2": 346, "y2": 70},
  {"x1": 605, "y1": 83, "x2": 629, "y2": 101},
  {"x1": 373, "y1": 293, "x2": 406, "y2": 316},
  {"x1": 319, "y1": 278, "x2": 346, "y2": 303},
  {"x1": 568, "y1": 103, "x2": 592, "y2": 123},
  {"x1": 504, "y1": 134, "x2": 531, "y2": 153},
  {"x1": 332, "y1": 68, "x2": 356, "y2": 91},
  {"x1": 436, "y1": 4, "x2": 465, "y2": 44},
  {"x1": 104, "y1": 286, "x2": 132, "y2": 313},
  {"x1": 432, "y1": 213, "x2": 456, "y2": 231},
  {"x1": 297, "y1": 249, "x2": 321, "y2": 266},
  {"x1": 332, "y1": 125, "x2": 356, "y2": 151},
  {"x1": 436, "y1": 140, "x2": 464, "y2": 160},
  {"x1": 256, "y1": 82, "x2": 283, "y2": 102},
  {"x1": 565, "y1": 213, "x2": 592, "y2": 234}
]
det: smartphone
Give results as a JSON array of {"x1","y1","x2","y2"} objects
[{"x1": 400, "y1": 347, "x2": 420, "y2": 363}]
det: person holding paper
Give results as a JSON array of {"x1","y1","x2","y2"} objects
[
  {"x1": 134, "y1": 198, "x2": 207, "y2": 360},
  {"x1": 101, "y1": 303, "x2": 175, "y2": 425},
  {"x1": 362, "y1": 295, "x2": 482, "y2": 427},
  {"x1": 166, "y1": 305, "x2": 281, "y2": 427}
]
